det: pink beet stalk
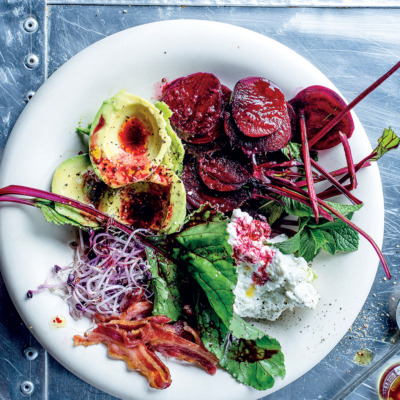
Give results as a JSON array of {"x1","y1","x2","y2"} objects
[
  {"x1": 339, "y1": 131, "x2": 357, "y2": 190},
  {"x1": 308, "y1": 61, "x2": 400, "y2": 148},
  {"x1": 310, "y1": 159, "x2": 362, "y2": 205},
  {"x1": 299, "y1": 114, "x2": 320, "y2": 222},
  {"x1": 0, "y1": 185, "x2": 134, "y2": 235},
  {"x1": 319, "y1": 199, "x2": 391, "y2": 279}
]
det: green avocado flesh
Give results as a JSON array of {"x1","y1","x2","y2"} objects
[
  {"x1": 156, "y1": 102, "x2": 185, "y2": 176},
  {"x1": 89, "y1": 90, "x2": 171, "y2": 188},
  {"x1": 98, "y1": 165, "x2": 186, "y2": 234},
  {"x1": 51, "y1": 154, "x2": 107, "y2": 227}
]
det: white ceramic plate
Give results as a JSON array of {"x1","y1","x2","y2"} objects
[{"x1": 0, "y1": 20, "x2": 383, "y2": 400}]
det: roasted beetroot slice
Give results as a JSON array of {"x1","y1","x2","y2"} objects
[
  {"x1": 181, "y1": 162, "x2": 250, "y2": 213},
  {"x1": 197, "y1": 156, "x2": 250, "y2": 192},
  {"x1": 232, "y1": 77, "x2": 288, "y2": 138},
  {"x1": 162, "y1": 72, "x2": 222, "y2": 141},
  {"x1": 221, "y1": 85, "x2": 232, "y2": 110},
  {"x1": 224, "y1": 111, "x2": 292, "y2": 156},
  {"x1": 289, "y1": 85, "x2": 355, "y2": 150},
  {"x1": 183, "y1": 119, "x2": 223, "y2": 145},
  {"x1": 287, "y1": 102, "x2": 298, "y2": 138},
  {"x1": 184, "y1": 135, "x2": 228, "y2": 156}
]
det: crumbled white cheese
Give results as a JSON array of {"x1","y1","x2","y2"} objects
[{"x1": 228, "y1": 209, "x2": 320, "y2": 321}]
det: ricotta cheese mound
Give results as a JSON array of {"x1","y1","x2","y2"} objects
[{"x1": 228, "y1": 209, "x2": 320, "y2": 321}]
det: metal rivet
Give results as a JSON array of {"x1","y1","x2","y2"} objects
[
  {"x1": 24, "y1": 53, "x2": 39, "y2": 69},
  {"x1": 23, "y1": 346, "x2": 38, "y2": 361},
  {"x1": 20, "y1": 380, "x2": 34, "y2": 395},
  {"x1": 24, "y1": 91, "x2": 36, "y2": 103},
  {"x1": 23, "y1": 17, "x2": 38, "y2": 33}
]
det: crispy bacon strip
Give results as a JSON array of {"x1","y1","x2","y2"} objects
[
  {"x1": 94, "y1": 300, "x2": 153, "y2": 323},
  {"x1": 74, "y1": 326, "x2": 171, "y2": 389},
  {"x1": 120, "y1": 301, "x2": 153, "y2": 320},
  {"x1": 74, "y1": 316, "x2": 219, "y2": 389},
  {"x1": 141, "y1": 323, "x2": 218, "y2": 375}
]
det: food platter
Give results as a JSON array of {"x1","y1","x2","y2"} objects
[{"x1": 0, "y1": 20, "x2": 383, "y2": 399}]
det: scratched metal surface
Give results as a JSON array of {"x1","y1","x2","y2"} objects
[{"x1": 1, "y1": 1, "x2": 400, "y2": 399}]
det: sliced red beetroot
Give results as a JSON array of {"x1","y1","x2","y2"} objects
[
  {"x1": 221, "y1": 85, "x2": 232, "y2": 110},
  {"x1": 289, "y1": 85, "x2": 355, "y2": 150},
  {"x1": 197, "y1": 156, "x2": 251, "y2": 192},
  {"x1": 286, "y1": 102, "x2": 298, "y2": 138},
  {"x1": 162, "y1": 72, "x2": 222, "y2": 143},
  {"x1": 181, "y1": 162, "x2": 250, "y2": 213},
  {"x1": 232, "y1": 77, "x2": 288, "y2": 138},
  {"x1": 184, "y1": 135, "x2": 228, "y2": 156},
  {"x1": 224, "y1": 111, "x2": 292, "y2": 156}
]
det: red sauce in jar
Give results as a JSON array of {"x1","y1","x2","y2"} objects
[{"x1": 379, "y1": 363, "x2": 400, "y2": 400}]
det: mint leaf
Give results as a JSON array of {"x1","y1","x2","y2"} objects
[
  {"x1": 269, "y1": 232, "x2": 300, "y2": 255},
  {"x1": 172, "y1": 220, "x2": 236, "y2": 329},
  {"x1": 197, "y1": 306, "x2": 285, "y2": 390},
  {"x1": 281, "y1": 141, "x2": 302, "y2": 162},
  {"x1": 258, "y1": 200, "x2": 285, "y2": 225},
  {"x1": 330, "y1": 226, "x2": 359, "y2": 252},
  {"x1": 321, "y1": 231, "x2": 337, "y2": 255},
  {"x1": 283, "y1": 197, "x2": 363, "y2": 218},
  {"x1": 299, "y1": 229, "x2": 319, "y2": 261},
  {"x1": 371, "y1": 127, "x2": 400, "y2": 161},
  {"x1": 146, "y1": 247, "x2": 182, "y2": 321}
]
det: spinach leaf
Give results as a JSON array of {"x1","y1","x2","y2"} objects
[
  {"x1": 172, "y1": 219, "x2": 237, "y2": 329},
  {"x1": 197, "y1": 305, "x2": 285, "y2": 390},
  {"x1": 146, "y1": 247, "x2": 182, "y2": 321}
]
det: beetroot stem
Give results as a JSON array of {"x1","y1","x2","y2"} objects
[
  {"x1": 296, "y1": 161, "x2": 371, "y2": 188},
  {"x1": 0, "y1": 196, "x2": 36, "y2": 207},
  {"x1": 308, "y1": 61, "x2": 400, "y2": 148},
  {"x1": 264, "y1": 183, "x2": 390, "y2": 279},
  {"x1": 310, "y1": 158, "x2": 362, "y2": 205},
  {"x1": 299, "y1": 113, "x2": 320, "y2": 222},
  {"x1": 319, "y1": 199, "x2": 391, "y2": 279},
  {"x1": 339, "y1": 131, "x2": 357, "y2": 190},
  {"x1": 0, "y1": 185, "x2": 134, "y2": 235}
]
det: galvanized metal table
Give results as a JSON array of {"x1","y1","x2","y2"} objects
[{"x1": 1, "y1": 1, "x2": 400, "y2": 399}]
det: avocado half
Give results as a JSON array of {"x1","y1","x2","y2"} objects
[
  {"x1": 89, "y1": 90, "x2": 171, "y2": 188},
  {"x1": 51, "y1": 154, "x2": 107, "y2": 227},
  {"x1": 98, "y1": 165, "x2": 186, "y2": 234}
]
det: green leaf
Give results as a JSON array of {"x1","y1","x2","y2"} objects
[
  {"x1": 321, "y1": 231, "x2": 337, "y2": 255},
  {"x1": 281, "y1": 141, "x2": 302, "y2": 162},
  {"x1": 330, "y1": 226, "x2": 359, "y2": 252},
  {"x1": 183, "y1": 203, "x2": 227, "y2": 225},
  {"x1": 282, "y1": 197, "x2": 314, "y2": 217},
  {"x1": 371, "y1": 127, "x2": 400, "y2": 161},
  {"x1": 258, "y1": 200, "x2": 285, "y2": 225},
  {"x1": 283, "y1": 197, "x2": 363, "y2": 218},
  {"x1": 197, "y1": 306, "x2": 285, "y2": 390},
  {"x1": 156, "y1": 102, "x2": 185, "y2": 176},
  {"x1": 308, "y1": 228, "x2": 328, "y2": 250},
  {"x1": 34, "y1": 201, "x2": 88, "y2": 229},
  {"x1": 299, "y1": 229, "x2": 318, "y2": 261},
  {"x1": 145, "y1": 247, "x2": 182, "y2": 321},
  {"x1": 269, "y1": 232, "x2": 301, "y2": 255},
  {"x1": 172, "y1": 220, "x2": 237, "y2": 329}
]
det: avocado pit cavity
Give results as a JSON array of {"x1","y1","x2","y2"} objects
[{"x1": 89, "y1": 90, "x2": 171, "y2": 188}]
